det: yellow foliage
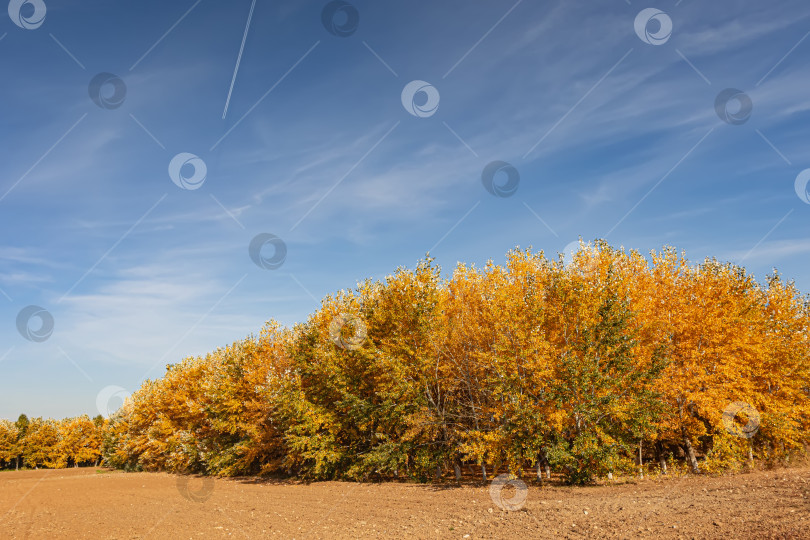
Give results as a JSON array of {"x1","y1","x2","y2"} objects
[{"x1": 5, "y1": 243, "x2": 809, "y2": 482}]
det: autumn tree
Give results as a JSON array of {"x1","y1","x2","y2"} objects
[
  {"x1": 21, "y1": 418, "x2": 59, "y2": 469},
  {"x1": 0, "y1": 420, "x2": 19, "y2": 469},
  {"x1": 55, "y1": 416, "x2": 103, "y2": 468}
]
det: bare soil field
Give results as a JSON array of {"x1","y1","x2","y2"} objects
[{"x1": 0, "y1": 466, "x2": 808, "y2": 539}]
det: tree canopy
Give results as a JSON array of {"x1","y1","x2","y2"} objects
[{"x1": 4, "y1": 243, "x2": 809, "y2": 484}]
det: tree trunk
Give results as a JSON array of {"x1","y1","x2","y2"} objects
[
  {"x1": 748, "y1": 444, "x2": 754, "y2": 464},
  {"x1": 656, "y1": 441, "x2": 667, "y2": 474},
  {"x1": 538, "y1": 448, "x2": 551, "y2": 480},
  {"x1": 481, "y1": 464, "x2": 487, "y2": 481},
  {"x1": 15, "y1": 456, "x2": 19, "y2": 471},
  {"x1": 638, "y1": 439, "x2": 644, "y2": 479},
  {"x1": 536, "y1": 461, "x2": 543, "y2": 483},
  {"x1": 454, "y1": 463, "x2": 462, "y2": 481},
  {"x1": 683, "y1": 436, "x2": 700, "y2": 473},
  {"x1": 435, "y1": 464, "x2": 442, "y2": 480}
]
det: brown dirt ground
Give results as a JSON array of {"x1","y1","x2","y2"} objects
[{"x1": 0, "y1": 465, "x2": 808, "y2": 539}]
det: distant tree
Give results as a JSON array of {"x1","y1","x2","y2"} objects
[
  {"x1": 55, "y1": 416, "x2": 102, "y2": 468},
  {"x1": 0, "y1": 420, "x2": 19, "y2": 469},
  {"x1": 21, "y1": 418, "x2": 59, "y2": 469},
  {"x1": 14, "y1": 414, "x2": 29, "y2": 470}
]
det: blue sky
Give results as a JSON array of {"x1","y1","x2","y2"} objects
[{"x1": 1, "y1": 0, "x2": 809, "y2": 419}]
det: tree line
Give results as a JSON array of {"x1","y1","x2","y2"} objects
[
  {"x1": 0, "y1": 414, "x2": 105, "y2": 469},
  {"x1": 4, "y1": 243, "x2": 810, "y2": 484}
]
